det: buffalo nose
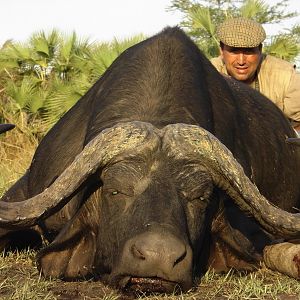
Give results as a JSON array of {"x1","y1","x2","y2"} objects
[
  {"x1": 112, "y1": 229, "x2": 193, "y2": 292},
  {"x1": 131, "y1": 232, "x2": 187, "y2": 269},
  {"x1": 118, "y1": 229, "x2": 193, "y2": 285}
]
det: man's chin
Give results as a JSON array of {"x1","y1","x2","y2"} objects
[{"x1": 232, "y1": 73, "x2": 251, "y2": 83}]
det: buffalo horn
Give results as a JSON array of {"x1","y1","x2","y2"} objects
[
  {"x1": 162, "y1": 123, "x2": 300, "y2": 238},
  {"x1": 0, "y1": 124, "x2": 15, "y2": 134},
  {"x1": 0, "y1": 122, "x2": 160, "y2": 228}
]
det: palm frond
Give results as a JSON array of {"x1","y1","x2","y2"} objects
[
  {"x1": 31, "y1": 36, "x2": 50, "y2": 58},
  {"x1": 41, "y1": 76, "x2": 87, "y2": 127},
  {"x1": 27, "y1": 89, "x2": 49, "y2": 114},
  {"x1": 111, "y1": 34, "x2": 146, "y2": 55},
  {"x1": 264, "y1": 36, "x2": 299, "y2": 61},
  {"x1": 240, "y1": 0, "x2": 268, "y2": 21},
  {"x1": 5, "y1": 76, "x2": 38, "y2": 109},
  {"x1": 188, "y1": 6, "x2": 216, "y2": 37},
  {"x1": 89, "y1": 35, "x2": 145, "y2": 80},
  {"x1": 88, "y1": 43, "x2": 115, "y2": 79}
]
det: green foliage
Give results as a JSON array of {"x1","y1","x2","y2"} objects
[
  {"x1": 265, "y1": 35, "x2": 299, "y2": 60},
  {"x1": 0, "y1": 30, "x2": 145, "y2": 131},
  {"x1": 169, "y1": 0, "x2": 300, "y2": 60},
  {"x1": 87, "y1": 34, "x2": 145, "y2": 82}
]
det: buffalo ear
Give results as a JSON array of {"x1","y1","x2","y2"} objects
[
  {"x1": 37, "y1": 227, "x2": 97, "y2": 279},
  {"x1": 37, "y1": 189, "x2": 102, "y2": 279}
]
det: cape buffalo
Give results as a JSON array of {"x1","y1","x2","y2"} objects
[{"x1": 0, "y1": 27, "x2": 300, "y2": 294}]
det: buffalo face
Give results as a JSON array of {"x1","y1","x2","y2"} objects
[
  {"x1": 96, "y1": 151, "x2": 213, "y2": 293},
  {"x1": 35, "y1": 124, "x2": 214, "y2": 294}
]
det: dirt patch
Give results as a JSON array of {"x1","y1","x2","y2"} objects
[{"x1": 50, "y1": 281, "x2": 133, "y2": 300}]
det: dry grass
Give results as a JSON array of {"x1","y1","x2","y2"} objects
[
  {"x1": 0, "y1": 250, "x2": 300, "y2": 299},
  {"x1": 0, "y1": 250, "x2": 55, "y2": 300},
  {"x1": 0, "y1": 102, "x2": 41, "y2": 196},
  {"x1": 0, "y1": 128, "x2": 37, "y2": 196}
]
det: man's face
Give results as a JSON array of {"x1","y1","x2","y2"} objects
[{"x1": 220, "y1": 44, "x2": 262, "y2": 84}]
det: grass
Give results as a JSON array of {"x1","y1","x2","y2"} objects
[
  {"x1": 1, "y1": 112, "x2": 300, "y2": 299},
  {"x1": 0, "y1": 250, "x2": 55, "y2": 300},
  {"x1": 0, "y1": 250, "x2": 300, "y2": 299},
  {"x1": 0, "y1": 103, "x2": 40, "y2": 196}
]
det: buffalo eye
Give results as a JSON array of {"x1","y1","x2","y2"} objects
[{"x1": 103, "y1": 185, "x2": 135, "y2": 198}]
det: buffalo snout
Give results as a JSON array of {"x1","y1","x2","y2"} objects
[{"x1": 111, "y1": 227, "x2": 193, "y2": 294}]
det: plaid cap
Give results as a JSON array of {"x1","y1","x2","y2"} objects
[{"x1": 216, "y1": 17, "x2": 266, "y2": 48}]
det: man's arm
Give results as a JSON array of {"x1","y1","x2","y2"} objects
[{"x1": 283, "y1": 71, "x2": 300, "y2": 124}]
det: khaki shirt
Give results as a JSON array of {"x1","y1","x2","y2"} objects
[{"x1": 211, "y1": 55, "x2": 300, "y2": 122}]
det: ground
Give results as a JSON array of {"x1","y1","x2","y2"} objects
[{"x1": 0, "y1": 250, "x2": 300, "y2": 300}]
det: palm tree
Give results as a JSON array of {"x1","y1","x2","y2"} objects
[
  {"x1": 0, "y1": 29, "x2": 146, "y2": 130},
  {"x1": 87, "y1": 34, "x2": 145, "y2": 81}
]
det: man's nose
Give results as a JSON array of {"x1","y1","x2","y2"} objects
[{"x1": 236, "y1": 53, "x2": 246, "y2": 65}]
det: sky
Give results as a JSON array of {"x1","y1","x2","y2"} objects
[
  {"x1": 0, "y1": 0, "x2": 181, "y2": 45},
  {"x1": 0, "y1": 0, "x2": 299, "y2": 46}
]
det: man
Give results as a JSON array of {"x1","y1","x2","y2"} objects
[{"x1": 211, "y1": 17, "x2": 300, "y2": 129}]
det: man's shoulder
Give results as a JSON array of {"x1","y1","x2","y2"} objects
[
  {"x1": 210, "y1": 56, "x2": 222, "y2": 65},
  {"x1": 261, "y1": 55, "x2": 295, "y2": 71},
  {"x1": 210, "y1": 56, "x2": 226, "y2": 73}
]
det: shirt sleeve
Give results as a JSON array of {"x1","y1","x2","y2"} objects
[{"x1": 283, "y1": 71, "x2": 300, "y2": 122}]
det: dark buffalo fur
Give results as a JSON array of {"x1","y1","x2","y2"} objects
[
  {"x1": 0, "y1": 124, "x2": 15, "y2": 134},
  {"x1": 1, "y1": 27, "x2": 300, "y2": 290}
]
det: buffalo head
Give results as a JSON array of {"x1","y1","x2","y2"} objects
[{"x1": 0, "y1": 121, "x2": 299, "y2": 294}]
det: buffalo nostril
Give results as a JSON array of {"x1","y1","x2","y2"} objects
[
  {"x1": 131, "y1": 244, "x2": 146, "y2": 260},
  {"x1": 173, "y1": 248, "x2": 187, "y2": 267}
]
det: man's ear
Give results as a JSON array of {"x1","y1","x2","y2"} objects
[
  {"x1": 220, "y1": 48, "x2": 224, "y2": 59},
  {"x1": 219, "y1": 42, "x2": 224, "y2": 57}
]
